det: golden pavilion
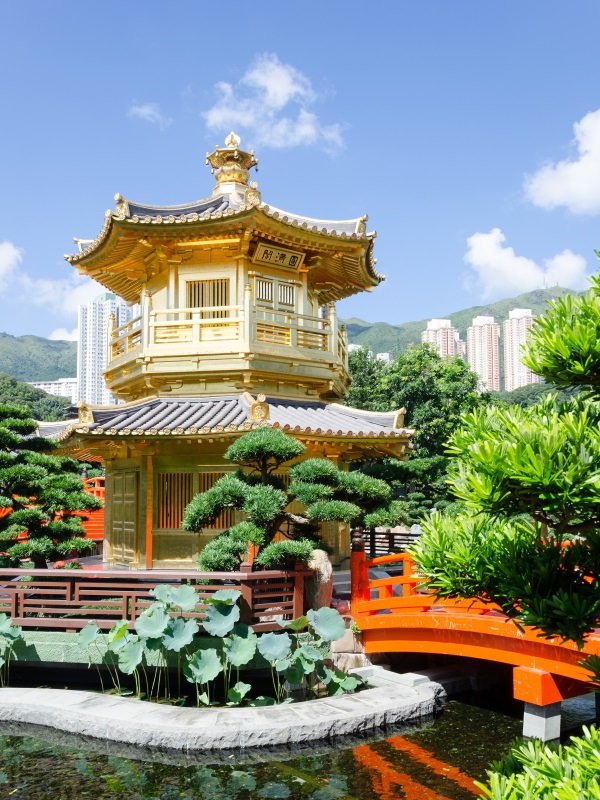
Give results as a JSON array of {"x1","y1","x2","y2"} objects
[{"x1": 49, "y1": 134, "x2": 412, "y2": 568}]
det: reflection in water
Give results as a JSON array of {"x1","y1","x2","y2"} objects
[{"x1": 0, "y1": 701, "x2": 524, "y2": 799}]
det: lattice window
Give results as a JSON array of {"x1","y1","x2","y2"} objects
[
  {"x1": 255, "y1": 278, "x2": 273, "y2": 303},
  {"x1": 156, "y1": 471, "x2": 238, "y2": 530},
  {"x1": 186, "y1": 279, "x2": 230, "y2": 319},
  {"x1": 278, "y1": 283, "x2": 295, "y2": 307},
  {"x1": 157, "y1": 472, "x2": 193, "y2": 529}
]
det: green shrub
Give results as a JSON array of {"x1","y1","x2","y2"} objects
[
  {"x1": 288, "y1": 458, "x2": 339, "y2": 484},
  {"x1": 242, "y1": 484, "x2": 287, "y2": 528},
  {"x1": 363, "y1": 500, "x2": 408, "y2": 529},
  {"x1": 198, "y1": 534, "x2": 247, "y2": 571},
  {"x1": 306, "y1": 500, "x2": 362, "y2": 524},
  {"x1": 288, "y1": 480, "x2": 334, "y2": 505},
  {"x1": 225, "y1": 428, "x2": 305, "y2": 470},
  {"x1": 478, "y1": 726, "x2": 600, "y2": 799},
  {"x1": 254, "y1": 539, "x2": 315, "y2": 569}
]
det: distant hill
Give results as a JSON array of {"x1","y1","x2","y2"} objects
[
  {"x1": 0, "y1": 333, "x2": 77, "y2": 382},
  {"x1": 342, "y1": 287, "x2": 575, "y2": 355}
]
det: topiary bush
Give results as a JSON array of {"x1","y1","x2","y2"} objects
[{"x1": 183, "y1": 427, "x2": 405, "y2": 571}]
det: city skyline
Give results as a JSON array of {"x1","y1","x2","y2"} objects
[{"x1": 1, "y1": 2, "x2": 599, "y2": 340}]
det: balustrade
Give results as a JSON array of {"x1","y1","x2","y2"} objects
[{"x1": 0, "y1": 566, "x2": 310, "y2": 633}]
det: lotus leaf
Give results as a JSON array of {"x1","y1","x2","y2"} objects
[
  {"x1": 150, "y1": 584, "x2": 172, "y2": 604},
  {"x1": 202, "y1": 600, "x2": 240, "y2": 637},
  {"x1": 107, "y1": 620, "x2": 129, "y2": 652},
  {"x1": 224, "y1": 625, "x2": 257, "y2": 667},
  {"x1": 134, "y1": 606, "x2": 170, "y2": 639},
  {"x1": 248, "y1": 695, "x2": 276, "y2": 706},
  {"x1": 169, "y1": 584, "x2": 198, "y2": 612},
  {"x1": 227, "y1": 680, "x2": 252, "y2": 704},
  {"x1": 184, "y1": 648, "x2": 223, "y2": 685},
  {"x1": 282, "y1": 657, "x2": 306, "y2": 685},
  {"x1": 117, "y1": 639, "x2": 144, "y2": 674},
  {"x1": 307, "y1": 607, "x2": 346, "y2": 642},
  {"x1": 163, "y1": 617, "x2": 199, "y2": 652},
  {"x1": 257, "y1": 631, "x2": 291, "y2": 664},
  {"x1": 77, "y1": 622, "x2": 100, "y2": 648},
  {"x1": 0, "y1": 614, "x2": 20, "y2": 641},
  {"x1": 209, "y1": 588, "x2": 242, "y2": 605},
  {"x1": 296, "y1": 643, "x2": 323, "y2": 662},
  {"x1": 277, "y1": 615, "x2": 308, "y2": 632}
]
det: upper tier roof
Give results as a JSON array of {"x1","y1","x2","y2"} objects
[{"x1": 64, "y1": 133, "x2": 383, "y2": 304}]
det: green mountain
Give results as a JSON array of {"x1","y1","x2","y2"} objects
[
  {"x1": 342, "y1": 287, "x2": 574, "y2": 355},
  {"x1": 0, "y1": 333, "x2": 77, "y2": 382}
]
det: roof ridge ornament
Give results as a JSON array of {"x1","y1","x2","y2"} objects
[{"x1": 206, "y1": 132, "x2": 258, "y2": 196}]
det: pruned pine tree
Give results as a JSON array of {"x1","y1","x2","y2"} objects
[
  {"x1": 182, "y1": 427, "x2": 406, "y2": 571},
  {"x1": 0, "y1": 404, "x2": 102, "y2": 568},
  {"x1": 412, "y1": 272, "x2": 600, "y2": 650}
]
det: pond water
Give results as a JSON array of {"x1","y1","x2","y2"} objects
[
  {"x1": 0, "y1": 697, "x2": 528, "y2": 800},
  {"x1": 0, "y1": 692, "x2": 596, "y2": 799}
]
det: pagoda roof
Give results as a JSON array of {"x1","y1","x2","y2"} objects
[
  {"x1": 65, "y1": 132, "x2": 382, "y2": 305},
  {"x1": 41, "y1": 395, "x2": 411, "y2": 444}
]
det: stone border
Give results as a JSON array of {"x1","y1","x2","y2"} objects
[{"x1": 0, "y1": 667, "x2": 443, "y2": 751}]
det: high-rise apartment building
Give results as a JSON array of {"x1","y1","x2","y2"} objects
[
  {"x1": 29, "y1": 377, "x2": 78, "y2": 404},
  {"x1": 421, "y1": 319, "x2": 465, "y2": 359},
  {"x1": 77, "y1": 293, "x2": 131, "y2": 405},
  {"x1": 467, "y1": 315, "x2": 500, "y2": 392},
  {"x1": 503, "y1": 308, "x2": 541, "y2": 392}
]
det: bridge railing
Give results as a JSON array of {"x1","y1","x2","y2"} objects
[{"x1": 350, "y1": 527, "x2": 495, "y2": 620}]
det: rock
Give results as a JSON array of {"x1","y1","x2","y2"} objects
[{"x1": 305, "y1": 549, "x2": 333, "y2": 610}]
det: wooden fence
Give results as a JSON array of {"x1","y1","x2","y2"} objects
[
  {"x1": 0, "y1": 565, "x2": 311, "y2": 633},
  {"x1": 365, "y1": 527, "x2": 421, "y2": 559}
]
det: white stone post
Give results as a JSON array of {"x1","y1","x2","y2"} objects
[{"x1": 523, "y1": 702, "x2": 561, "y2": 742}]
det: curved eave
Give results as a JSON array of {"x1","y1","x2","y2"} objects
[{"x1": 65, "y1": 204, "x2": 382, "y2": 303}]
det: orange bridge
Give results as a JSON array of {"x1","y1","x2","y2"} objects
[{"x1": 350, "y1": 534, "x2": 600, "y2": 740}]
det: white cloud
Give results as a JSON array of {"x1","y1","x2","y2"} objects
[
  {"x1": 202, "y1": 53, "x2": 343, "y2": 152},
  {"x1": 524, "y1": 109, "x2": 600, "y2": 214},
  {"x1": 128, "y1": 102, "x2": 172, "y2": 130},
  {"x1": 48, "y1": 327, "x2": 78, "y2": 341},
  {"x1": 0, "y1": 241, "x2": 23, "y2": 291},
  {"x1": 464, "y1": 228, "x2": 589, "y2": 299},
  {"x1": 0, "y1": 240, "x2": 107, "y2": 334}
]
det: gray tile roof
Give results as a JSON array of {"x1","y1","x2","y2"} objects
[{"x1": 42, "y1": 396, "x2": 410, "y2": 441}]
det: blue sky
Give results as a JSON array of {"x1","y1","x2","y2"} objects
[{"x1": 1, "y1": 1, "x2": 599, "y2": 339}]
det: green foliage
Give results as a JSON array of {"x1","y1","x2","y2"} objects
[
  {"x1": 0, "y1": 613, "x2": 23, "y2": 687},
  {"x1": 306, "y1": 500, "x2": 362, "y2": 524},
  {"x1": 242, "y1": 484, "x2": 287, "y2": 527},
  {"x1": 254, "y1": 538, "x2": 315, "y2": 569},
  {"x1": 348, "y1": 343, "x2": 487, "y2": 523},
  {"x1": 288, "y1": 458, "x2": 340, "y2": 484},
  {"x1": 197, "y1": 534, "x2": 247, "y2": 571},
  {"x1": 363, "y1": 500, "x2": 409, "y2": 529},
  {"x1": 446, "y1": 395, "x2": 600, "y2": 534},
  {"x1": 186, "y1": 428, "x2": 399, "y2": 572},
  {"x1": 523, "y1": 274, "x2": 600, "y2": 392},
  {"x1": 225, "y1": 427, "x2": 305, "y2": 476},
  {"x1": 478, "y1": 726, "x2": 600, "y2": 799},
  {"x1": 0, "y1": 404, "x2": 102, "y2": 567},
  {"x1": 75, "y1": 591, "x2": 358, "y2": 708},
  {"x1": 413, "y1": 275, "x2": 600, "y2": 652},
  {"x1": 0, "y1": 372, "x2": 70, "y2": 421}
]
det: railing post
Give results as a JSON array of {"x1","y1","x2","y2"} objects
[
  {"x1": 292, "y1": 562, "x2": 304, "y2": 618},
  {"x1": 350, "y1": 527, "x2": 370, "y2": 618},
  {"x1": 239, "y1": 560, "x2": 253, "y2": 624}
]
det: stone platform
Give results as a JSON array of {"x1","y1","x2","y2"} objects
[{"x1": 0, "y1": 666, "x2": 443, "y2": 751}]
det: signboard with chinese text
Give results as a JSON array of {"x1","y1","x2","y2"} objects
[{"x1": 252, "y1": 243, "x2": 305, "y2": 270}]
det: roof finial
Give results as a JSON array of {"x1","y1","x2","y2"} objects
[
  {"x1": 225, "y1": 131, "x2": 241, "y2": 149},
  {"x1": 206, "y1": 132, "x2": 258, "y2": 195}
]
